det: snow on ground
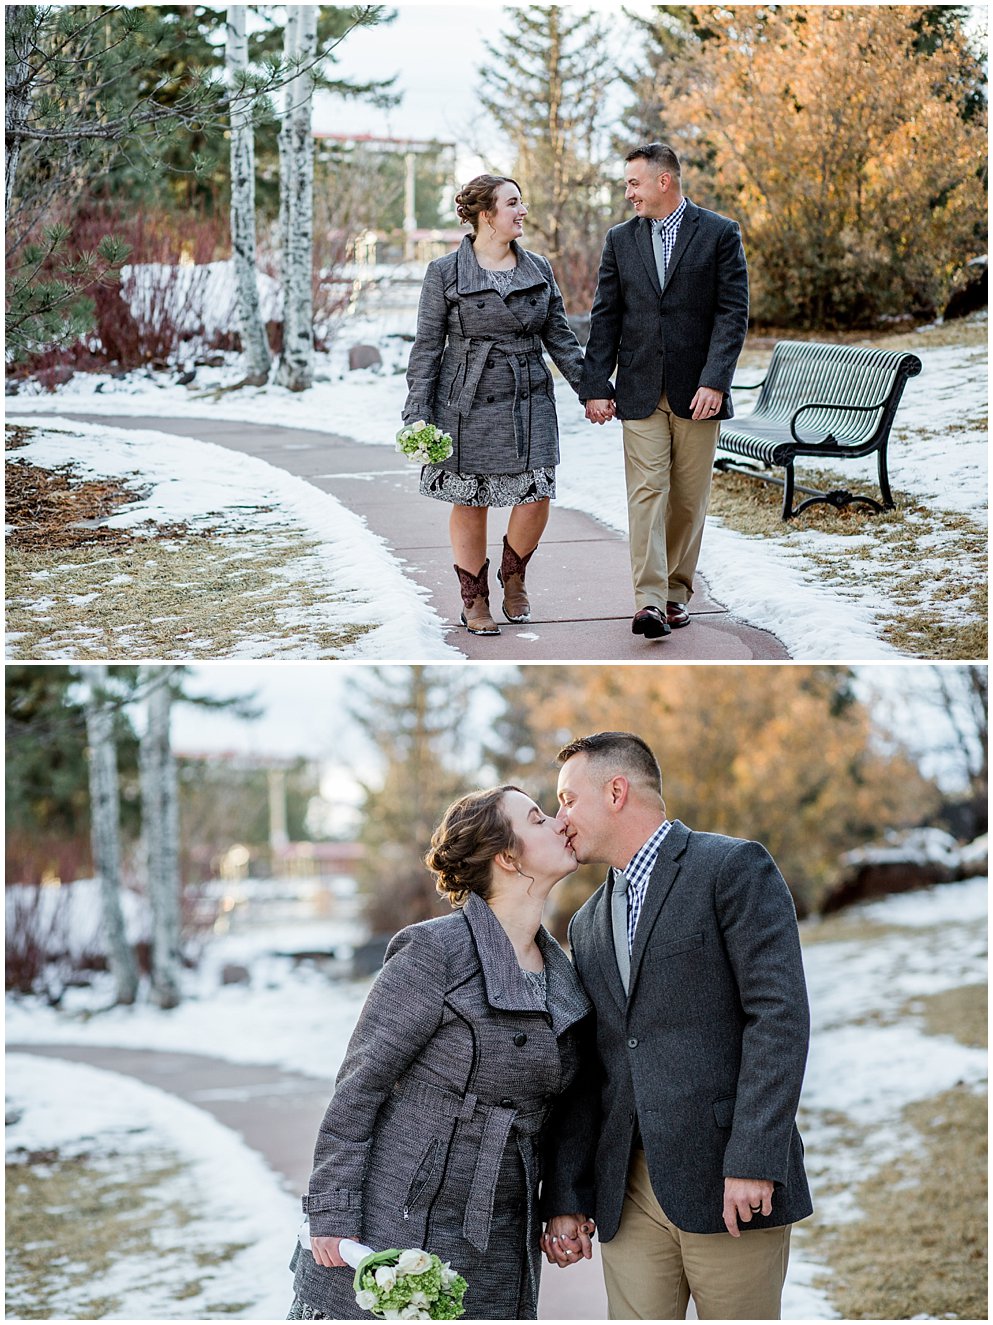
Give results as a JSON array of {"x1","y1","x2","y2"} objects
[
  {"x1": 7, "y1": 416, "x2": 457, "y2": 660},
  {"x1": 6, "y1": 875, "x2": 987, "y2": 1320},
  {"x1": 6, "y1": 1053, "x2": 298, "y2": 1318},
  {"x1": 7, "y1": 301, "x2": 986, "y2": 659}
]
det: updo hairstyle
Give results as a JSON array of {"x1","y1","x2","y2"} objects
[
  {"x1": 425, "y1": 785, "x2": 523, "y2": 908},
  {"x1": 454, "y1": 174, "x2": 523, "y2": 233}
]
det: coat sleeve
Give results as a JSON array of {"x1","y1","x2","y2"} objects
[
  {"x1": 713, "y1": 840, "x2": 809, "y2": 1188},
  {"x1": 576, "y1": 230, "x2": 621, "y2": 402},
  {"x1": 402, "y1": 260, "x2": 449, "y2": 425},
  {"x1": 698, "y1": 220, "x2": 749, "y2": 395},
  {"x1": 538, "y1": 916, "x2": 600, "y2": 1219},
  {"x1": 304, "y1": 925, "x2": 446, "y2": 1238},
  {"x1": 536, "y1": 256, "x2": 585, "y2": 395}
]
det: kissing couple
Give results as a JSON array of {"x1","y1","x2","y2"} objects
[
  {"x1": 402, "y1": 142, "x2": 748, "y2": 642},
  {"x1": 289, "y1": 731, "x2": 811, "y2": 1320}
]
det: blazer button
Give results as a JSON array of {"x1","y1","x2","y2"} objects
[
  {"x1": 513, "y1": 1032, "x2": 528, "y2": 1047},
  {"x1": 500, "y1": 1097, "x2": 514, "y2": 1108},
  {"x1": 627, "y1": 1036, "x2": 639, "y2": 1048}
]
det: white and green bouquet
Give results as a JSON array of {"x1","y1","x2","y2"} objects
[
  {"x1": 395, "y1": 420, "x2": 454, "y2": 465},
  {"x1": 339, "y1": 1239, "x2": 468, "y2": 1321}
]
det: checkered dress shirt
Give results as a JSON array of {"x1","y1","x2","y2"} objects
[
  {"x1": 651, "y1": 197, "x2": 687, "y2": 283},
  {"x1": 624, "y1": 819, "x2": 674, "y2": 955}
]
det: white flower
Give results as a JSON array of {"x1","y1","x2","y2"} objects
[
  {"x1": 396, "y1": 1249, "x2": 433, "y2": 1276},
  {"x1": 412, "y1": 419, "x2": 426, "y2": 431},
  {"x1": 375, "y1": 1264, "x2": 398, "y2": 1291},
  {"x1": 355, "y1": 1289, "x2": 379, "y2": 1311},
  {"x1": 381, "y1": 1311, "x2": 402, "y2": 1320},
  {"x1": 439, "y1": 1262, "x2": 458, "y2": 1287}
]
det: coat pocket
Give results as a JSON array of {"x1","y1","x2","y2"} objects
[
  {"x1": 655, "y1": 930, "x2": 704, "y2": 959},
  {"x1": 403, "y1": 1136, "x2": 441, "y2": 1219}
]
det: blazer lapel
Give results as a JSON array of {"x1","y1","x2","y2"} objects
[
  {"x1": 661, "y1": 200, "x2": 700, "y2": 293},
  {"x1": 635, "y1": 217, "x2": 662, "y2": 295},
  {"x1": 627, "y1": 821, "x2": 690, "y2": 998},
  {"x1": 590, "y1": 874, "x2": 627, "y2": 1013}
]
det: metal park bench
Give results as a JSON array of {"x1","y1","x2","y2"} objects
[{"x1": 715, "y1": 341, "x2": 923, "y2": 519}]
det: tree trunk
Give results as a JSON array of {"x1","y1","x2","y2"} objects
[
  {"x1": 275, "y1": 5, "x2": 317, "y2": 392},
  {"x1": 140, "y1": 667, "x2": 182, "y2": 1009},
  {"x1": 226, "y1": 5, "x2": 272, "y2": 384},
  {"x1": 83, "y1": 665, "x2": 139, "y2": 1006},
  {"x1": 5, "y1": 6, "x2": 35, "y2": 224}
]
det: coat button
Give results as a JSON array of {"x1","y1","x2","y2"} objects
[
  {"x1": 500, "y1": 1097, "x2": 514, "y2": 1108},
  {"x1": 530, "y1": 298, "x2": 538, "y2": 305},
  {"x1": 513, "y1": 1033, "x2": 527, "y2": 1047},
  {"x1": 486, "y1": 395, "x2": 495, "y2": 403},
  {"x1": 521, "y1": 391, "x2": 528, "y2": 399},
  {"x1": 486, "y1": 359, "x2": 495, "y2": 367},
  {"x1": 476, "y1": 300, "x2": 485, "y2": 308},
  {"x1": 627, "y1": 1037, "x2": 639, "y2": 1048}
]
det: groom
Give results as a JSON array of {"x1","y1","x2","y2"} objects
[
  {"x1": 580, "y1": 144, "x2": 749, "y2": 639},
  {"x1": 541, "y1": 731, "x2": 811, "y2": 1320}
]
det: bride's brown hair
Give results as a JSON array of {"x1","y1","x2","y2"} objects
[{"x1": 425, "y1": 786, "x2": 523, "y2": 907}]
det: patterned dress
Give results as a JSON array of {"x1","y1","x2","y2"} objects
[{"x1": 419, "y1": 266, "x2": 557, "y2": 507}]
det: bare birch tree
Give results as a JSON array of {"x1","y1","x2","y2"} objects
[
  {"x1": 140, "y1": 667, "x2": 183, "y2": 1009},
  {"x1": 83, "y1": 664, "x2": 139, "y2": 1006},
  {"x1": 226, "y1": 5, "x2": 272, "y2": 385},
  {"x1": 275, "y1": 5, "x2": 318, "y2": 391}
]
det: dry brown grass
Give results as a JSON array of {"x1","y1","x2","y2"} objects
[
  {"x1": 5, "y1": 1146, "x2": 252, "y2": 1317},
  {"x1": 5, "y1": 424, "x2": 374, "y2": 660},
  {"x1": 911, "y1": 983, "x2": 988, "y2": 1049},
  {"x1": 821, "y1": 1085, "x2": 987, "y2": 1319}
]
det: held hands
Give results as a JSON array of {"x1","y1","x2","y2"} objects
[
  {"x1": 723, "y1": 1177, "x2": 774, "y2": 1237},
  {"x1": 584, "y1": 399, "x2": 615, "y2": 425},
  {"x1": 310, "y1": 1234, "x2": 357, "y2": 1268},
  {"x1": 541, "y1": 1213, "x2": 596, "y2": 1267}
]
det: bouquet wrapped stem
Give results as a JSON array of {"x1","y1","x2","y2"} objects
[{"x1": 337, "y1": 1238, "x2": 467, "y2": 1320}]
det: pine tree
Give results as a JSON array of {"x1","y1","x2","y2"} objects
[{"x1": 478, "y1": 5, "x2": 622, "y2": 308}]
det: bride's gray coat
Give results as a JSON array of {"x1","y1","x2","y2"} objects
[
  {"x1": 402, "y1": 234, "x2": 585, "y2": 475},
  {"x1": 291, "y1": 891, "x2": 591, "y2": 1320}
]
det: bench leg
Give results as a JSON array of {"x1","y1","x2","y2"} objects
[
  {"x1": 877, "y1": 442, "x2": 895, "y2": 509},
  {"x1": 782, "y1": 463, "x2": 796, "y2": 520}
]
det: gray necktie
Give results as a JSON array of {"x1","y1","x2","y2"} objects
[
  {"x1": 651, "y1": 222, "x2": 667, "y2": 289},
  {"x1": 611, "y1": 869, "x2": 630, "y2": 993}
]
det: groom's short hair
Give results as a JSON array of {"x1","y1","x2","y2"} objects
[
  {"x1": 625, "y1": 142, "x2": 681, "y2": 178},
  {"x1": 557, "y1": 731, "x2": 662, "y2": 797}
]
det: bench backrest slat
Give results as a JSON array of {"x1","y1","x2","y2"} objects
[{"x1": 754, "y1": 342, "x2": 920, "y2": 444}]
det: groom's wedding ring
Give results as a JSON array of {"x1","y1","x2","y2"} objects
[{"x1": 749, "y1": 1204, "x2": 762, "y2": 1212}]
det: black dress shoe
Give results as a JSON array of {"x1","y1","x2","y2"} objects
[
  {"x1": 666, "y1": 601, "x2": 690, "y2": 628},
  {"x1": 632, "y1": 606, "x2": 671, "y2": 639}
]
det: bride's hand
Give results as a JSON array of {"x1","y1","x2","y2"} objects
[
  {"x1": 310, "y1": 1235, "x2": 357, "y2": 1267},
  {"x1": 542, "y1": 1213, "x2": 595, "y2": 1266}
]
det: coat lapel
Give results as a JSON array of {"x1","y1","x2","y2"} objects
[
  {"x1": 661, "y1": 200, "x2": 700, "y2": 293},
  {"x1": 627, "y1": 820, "x2": 690, "y2": 999}
]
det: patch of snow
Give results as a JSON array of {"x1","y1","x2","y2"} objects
[
  {"x1": 6, "y1": 1053, "x2": 297, "y2": 1318},
  {"x1": 841, "y1": 826, "x2": 963, "y2": 869}
]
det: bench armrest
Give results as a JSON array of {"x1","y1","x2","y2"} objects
[
  {"x1": 790, "y1": 396, "x2": 889, "y2": 443},
  {"x1": 732, "y1": 376, "x2": 766, "y2": 391}
]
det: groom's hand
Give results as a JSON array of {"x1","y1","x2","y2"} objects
[
  {"x1": 542, "y1": 1213, "x2": 595, "y2": 1266},
  {"x1": 723, "y1": 1177, "x2": 774, "y2": 1237}
]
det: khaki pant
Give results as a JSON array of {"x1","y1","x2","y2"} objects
[
  {"x1": 601, "y1": 1150, "x2": 791, "y2": 1320},
  {"x1": 622, "y1": 394, "x2": 720, "y2": 611}
]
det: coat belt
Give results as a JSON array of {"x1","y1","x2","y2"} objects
[
  {"x1": 393, "y1": 1075, "x2": 547, "y2": 1253},
  {"x1": 447, "y1": 332, "x2": 543, "y2": 462}
]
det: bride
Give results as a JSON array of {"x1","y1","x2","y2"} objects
[{"x1": 288, "y1": 785, "x2": 593, "y2": 1320}]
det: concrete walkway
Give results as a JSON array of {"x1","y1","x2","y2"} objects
[
  {"x1": 10, "y1": 1041, "x2": 608, "y2": 1320},
  {"x1": 58, "y1": 412, "x2": 788, "y2": 661}
]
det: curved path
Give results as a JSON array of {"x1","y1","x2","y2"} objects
[
  {"x1": 10, "y1": 1041, "x2": 608, "y2": 1320},
  {"x1": 49, "y1": 412, "x2": 788, "y2": 661}
]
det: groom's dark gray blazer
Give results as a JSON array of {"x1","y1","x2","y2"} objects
[
  {"x1": 542, "y1": 820, "x2": 812, "y2": 1239},
  {"x1": 578, "y1": 200, "x2": 749, "y2": 421}
]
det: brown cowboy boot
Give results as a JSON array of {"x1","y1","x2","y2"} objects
[
  {"x1": 497, "y1": 536, "x2": 536, "y2": 623},
  {"x1": 454, "y1": 560, "x2": 500, "y2": 635}
]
